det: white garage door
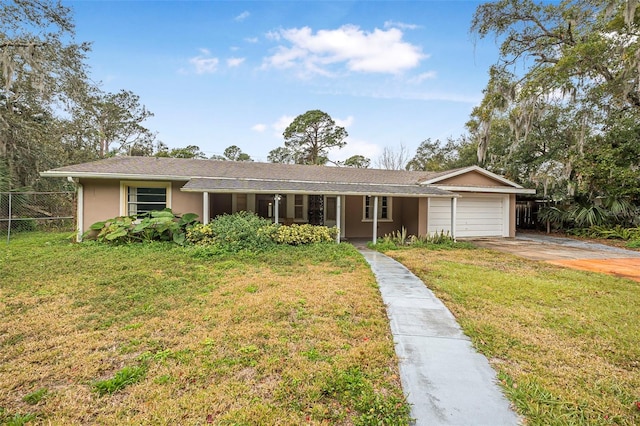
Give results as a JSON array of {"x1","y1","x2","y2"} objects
[{"x1": 428, "y1": 194, "x2": 509, "y2": 238}]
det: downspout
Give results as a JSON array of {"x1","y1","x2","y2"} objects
[
  {"x1": 372, "y1": 196, "x2": 379, "y2": 245},
  {"x1": 335, "y1": 195, "x2": 341, "y2": 243}
]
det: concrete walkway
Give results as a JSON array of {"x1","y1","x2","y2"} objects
[{"x1": 358, "y1": 248, "x2": 520, "y2": 426}]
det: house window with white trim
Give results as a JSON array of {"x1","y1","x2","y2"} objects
[
  {"x1": 363, "y1": 196, "x2": 392, "y2": 221},
  {"x1": 122, "y1": 182, "x2": 171, "y2": 216},
  {"x1": 294, "y1": 194, "x2": 305, "y2": 220}
]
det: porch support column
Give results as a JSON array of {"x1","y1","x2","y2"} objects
[
  {"x1": 76, "y1": 182, "x2": 84, "y2": 242},
  {"x1": 335, "y1": 195, "x2": 341, "y2": 243},
  {"x1": 203, "y1": 192, "x2": 210, "y2": 225},
  {"x1": 450, "y1": 197, "x2": 457, "y2": 241},
  {"x1": 274, "y1": 194, "x2": 280, "y2": 224},
  {"x1": 372, "y1": 195, "x2": 379, "y2": 245}
]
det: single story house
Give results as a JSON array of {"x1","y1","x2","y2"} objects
[{"x1": 41, "y1": 156, "x2": 536, "y2": 242}]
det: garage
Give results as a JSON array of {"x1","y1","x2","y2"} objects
[{"x1": 428, "y1": 194, "x2": 510, "y2": 238}]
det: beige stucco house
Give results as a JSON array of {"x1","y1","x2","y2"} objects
[{"x1": 41, "y1": 156, "x2": 536, "y2": 242}]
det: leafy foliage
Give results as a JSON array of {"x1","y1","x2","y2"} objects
[
  {"x1": 371, "y1": 228, "x2": 468, "y2": 251},
  {"x1": 87, "y1": 209, "x2": 199, "y2": 244},
  {"x1": 270, "y1": 223, "x2": 338, "y2": 245},
  {"x1": 186, "y1": 211, "x2": 276, "y2": 252}
]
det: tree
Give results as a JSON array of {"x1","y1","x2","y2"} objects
[
  {"x1": 341, "y1": 155, "x2": 370, "y2": 168},
  {"x1": 267, "y1": 146, "x2": 296, "y2": 164},
  {"x1": 223, "y1": 145, "x2": 252, "y2": 161},
  {"x1": 156, "y1": 144, "x2": 206, "y2": 159},
  {"x1": 77, "y1": 89, "x2": 155, "y2": 157},
  {"x1": 282, "y1": 110, "x2": 348, "y2": 165},
  {"x1": 375, "y1": 144, "x2": 410, "y2": 170},
  {"x1": 472, "y1": 0, "x2": 640, "y2": 112},
  {"x1": 1, "y1": 0, "x2": 91, "y2": 187}
]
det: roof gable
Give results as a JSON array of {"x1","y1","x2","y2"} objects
[{"x1": 419, "y1": 166, "x2": 524, "y2": 188}]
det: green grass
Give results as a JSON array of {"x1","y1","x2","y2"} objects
[
  {"x1": 0, "y1": 232, "x2": 409, "y2": 425},
  {"x1": 388, "y1": 247, "x2": 640, "y2": 426}
]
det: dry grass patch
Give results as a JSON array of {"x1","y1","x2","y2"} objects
[
  {"x1": 386, "y1": 247, "x2": 640, "y2": 425},
  {"x1": 0, "y1": 232, "x2": 409, "y2": 425}
]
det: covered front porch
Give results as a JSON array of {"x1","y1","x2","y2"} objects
[{"x1": 180, "y1": 178, "x2": 459, "y2": 243}]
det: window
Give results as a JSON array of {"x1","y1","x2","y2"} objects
[
  {"x1": 325, "y1": 196, "x2": 337, "y2": 221},
  {"x1": 363, "y1": 196, "x2": 392, "y2": 221},
  {"x1": 294, "y1": 194, "x2": 304, "y2": 220},
  {"x1": 121, "y1": 182, "x2": 171, "y2": 216}
]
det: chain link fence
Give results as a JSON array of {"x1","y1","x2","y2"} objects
[{"x1": 1, "y1": 191, "x2": 76, "y2": 243}]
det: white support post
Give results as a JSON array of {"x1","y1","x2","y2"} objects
[
  {"x1": 76, "y1": 183, "x2": 84, "y2": 242},
  {"x1": 203, "y1": 192, "x2": 210, "y2": 225},
  {"x1": 450, "y1": 197, "x2": 457, "y2": 241},
  {"x1": 335, "y1": 195, "x2": 341, "y2": 243},
  {"x1": 372, "y1": 195, "x2": 379, "y2": 245},
  {"x1": 274, "y1": 194, "x2": 280, "y2": 224}
]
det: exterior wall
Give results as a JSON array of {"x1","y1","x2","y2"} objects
[
  {"x1": 79, "y1": 179, "x2": 203, "y2": 231},
  {"x1": 436, "y1": 171, "x2": 511, "y2": 187},
  {"x1": 171, "y1": 181, "x2": 202, "y2": 217},
  {"x1": 343, "y1": 195, "x2": 402, "y2": 239},
  {"x1": 400, "y1": 197, "x2": 419, "y2": 236},
  {"x1": 210, "y1": 193, "x2": 232, "y2": 219},
  {"x1": 80, "y1": 178, "x2": 120, "y2": 231}
]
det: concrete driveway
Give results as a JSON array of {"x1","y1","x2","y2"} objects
[{"x1": 471, "y1": 233, "x2": 640, "y2": 282}]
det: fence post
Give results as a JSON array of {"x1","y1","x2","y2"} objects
[{"x1": 6, "y1": 192, "x2": 11, "y2": 244}]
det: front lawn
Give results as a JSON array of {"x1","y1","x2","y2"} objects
[
  {"x1": 387, "y1": 247, "x2": 640, "y2": 426},
  {"x1": 0, "y1": 232, "x2": 409, "y2": 425}
]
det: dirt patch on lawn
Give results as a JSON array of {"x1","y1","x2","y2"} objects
[{"x1": 547, "y1": 258, "x2": 640, "y2": 282}]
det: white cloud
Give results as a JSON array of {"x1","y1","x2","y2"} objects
[
  {"x1": 245, "y1": 37, "x2": 259, "y2": 43},
  {"x1": 189, "y1": 49, "x2": 219, "y2": 74},
  {"x1": 384, "y1": 20, "x2": 420, "y2": 30},
  {"x1": 262, "y1": 25, "x2": 425, "y2": 76},
  {"x1": 335, "y1": 115, "x2": 354, "y2": 128},
  {"x1": 272, "y1": 115, "x2": 295, "y2": 137},
  {"x1": 227, "y1": 57, "x2": 246, "y2": 67},
  {"x1": 234, "y1": 11, "x2": 250, "y2": 22},
  {"x1": 408, "y1": 71, "x2": 437, "y2": 84},
  {"x1": 251, "y1": 123, "x2": 267, "y2": 132},
  {"x1": 328, "y1": 138, "x2": 382, "y2": 162}
]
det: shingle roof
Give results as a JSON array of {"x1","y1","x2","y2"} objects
[
  {"x1": 42, "y1": 156, "x2": 458, "y2": 186},
  {"x1": 182, "y1": 178, "x2": 454, "y2": 197}
]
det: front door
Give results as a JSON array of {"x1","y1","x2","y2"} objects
[{"x1": 308, "y1": 195, "x2": 324, "y2": 226}]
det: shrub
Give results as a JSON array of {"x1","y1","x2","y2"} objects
[
  {"x1": 186, "y1": 211, "x2": 276, "y2": 252},
  {"x1": 86, "y1": 209, "x2": 199, "y2": 245},
  {"x1": 270, "y1": 223, "x2": 338, "y2": 245},
  {"x1": 372, "y1": 228, "x2": 456, "y2": 250}
]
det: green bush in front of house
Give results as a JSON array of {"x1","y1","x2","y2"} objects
[
  {"x1": 270, "y1": 223, "x2": 338, "y2": 245},
  {"x1": 186, "y1": 211, "x2": 277, "y2": 252},
  {"x1": 86, "y1": 209, "x2": 199, "y2": 245},
  {"x1": 186, "y1": 212, "x2": 338, "y2": 252}
]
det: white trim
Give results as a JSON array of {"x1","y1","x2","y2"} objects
[
  {"x1": 433, "y1": 185, "x2": 536, "y2": 195},
  {"x1": 203, "y1": 192, "x2": 210, "y2": 225},
  {"x1": 362, "y1": 195, "x2": 393, "y2": 222},
  {"x1": 119, "y1": 181, "x2": 172, "y2": 216},
  {"x1": 76, "y1": 183, "x2": 84, "y2": 242},
  {"x1": 450, "y1": 197, "x2": 457, "y2": 240},
  {"x1": 336, "y1": 195, "x2": 341, "y2": 243},
  {"x1": 372, "y1": 196, "x2": 378, "y2": 244},
  {"x1": 420, "y1": 165, "x2": 525, "y2": 188}
]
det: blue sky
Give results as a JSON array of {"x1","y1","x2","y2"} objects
[{"x1": 67, "y1": 1, "x2": 498, "y2": 163}]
